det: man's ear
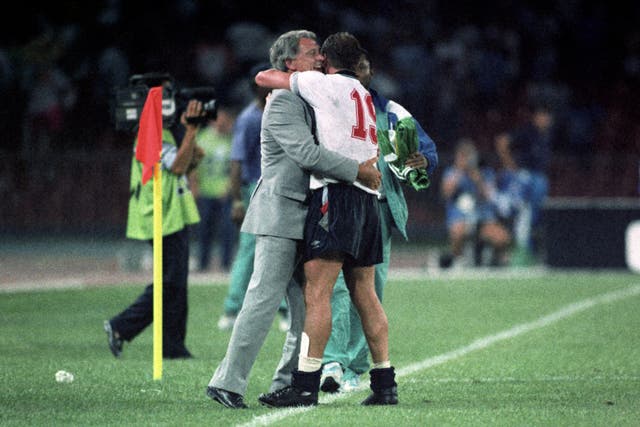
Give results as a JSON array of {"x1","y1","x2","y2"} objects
[{"x1": 285, "y1": 58, "x2": 294, "y2": 71}]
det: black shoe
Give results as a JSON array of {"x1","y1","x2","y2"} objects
[
  {"x1": 206, "y1": 386, "x2": 247, "y2": 409},
  {"x1": 164, "y1": 349, "x2": 193, "y2": 359},
  {"x1": 361, "y1": 386, "x2": 398, "y2": 405},
  {"x1": 258, "y1": 386, "x2": 318, "y2": 408},
  {"x1": 103, "y1": 320, "x2": 122, "y2": 358},
  {"x1": 320, "y1": 376, "x2": 340, "y2": 393},
  {"x1": 439, "y1": 252, "x2": 453, "y2": 269}
]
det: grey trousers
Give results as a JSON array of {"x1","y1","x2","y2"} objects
[{"x1": 208, "y1": 234, "x2": 305, "y2": 396}]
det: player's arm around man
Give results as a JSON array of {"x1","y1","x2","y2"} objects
[
  {"x1": 205, "y1": 30, "x2": 381, "y2": 410},
  {"x1": 256, "y1": 32, "x2": 396, "y2": 409}
]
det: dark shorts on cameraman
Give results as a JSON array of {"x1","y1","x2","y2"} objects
[{"x1": 303, "y1": 183, "x2": 382, "y2": 267}]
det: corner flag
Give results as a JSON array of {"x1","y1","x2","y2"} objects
[
  {"x1": 136, "y1": 86, "x2": 163, "y2": 184},
  {"x1": 136, "y1": 86, "x2": 164, "y2": 380}
]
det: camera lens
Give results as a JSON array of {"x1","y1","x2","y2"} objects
[{"x1": 203, "y1": 100, "x2": 216, "y2": 112}]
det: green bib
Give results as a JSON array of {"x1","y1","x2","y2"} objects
[{"x1": 126, "y1": 129, "x2": 200, "y2": 240}]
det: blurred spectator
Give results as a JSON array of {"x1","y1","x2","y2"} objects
[
  {"x1": 389, "y1": 32, "x2": 433, "y2": 123},
  {"x1": 94, "y1": 33, "x2": 130, "y2": 107},
  {"x1": 440, "y1": 138, "x2": 511, "y2": 269},
  {"x1": 193, "y1": 41, "x2": 232, "y2": 86},
  {"x1": 22, "y1": 65, "x2": 77, "y2": 159},
  {"x1": 472, "y1": 26, "x2": 520, "y2": 109},
  {"x1": 190, "y1": 103, "x2": 237, "y2": 272},
  {"x1": 19, "y1": 27, "x2": 77, "y2": 159},
  {"x1": 492, "y1": 167, "x2": 530, "y2": 262},
  {"x1": 225, "y1": 22, "x2": 273, "y2": 67},
  {"x1": 563, "y1": 91, "x2": 603, "y2": 169},
  {"x1": 495, "y1": 102, "x2": 557, "y2": 264}
]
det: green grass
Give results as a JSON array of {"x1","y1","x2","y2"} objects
[{"x1": 1, "y1": 271, "x2": 639, "y2": 426}]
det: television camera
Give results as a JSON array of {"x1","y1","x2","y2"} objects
[{"x1": 113, "y1": 72, "x2": 217, "y2": 132}]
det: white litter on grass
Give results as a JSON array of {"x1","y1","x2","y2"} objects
[{"x1": 55, "y1": 370, "x2": 74, "y2": 383}]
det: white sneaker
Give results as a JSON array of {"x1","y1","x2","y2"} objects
[
  {"x1": 217, "y1": 314, "x2": 237, "y2": 331},
  {"x1": 320, "y1": 362, "x2": 343, "y2": 393},
  {"x1": 340, "y1": 374, "x2": 361, "y2": 392}
]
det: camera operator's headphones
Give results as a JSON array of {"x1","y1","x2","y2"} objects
[{"x1": 129, "y1": 72, "x2": 177, "y2": 126}]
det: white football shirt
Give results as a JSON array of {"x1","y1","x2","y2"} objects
[{"x1": 290, "y1": 70, "x2": 379, "y2": 195}]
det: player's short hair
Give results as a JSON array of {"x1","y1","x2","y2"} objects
[
  {"x1": 269, "y1": 30, "x2": 318, "y2": 71},
  {"x1": 321, "y1": 32, "x2": 367, "y2": 73}
]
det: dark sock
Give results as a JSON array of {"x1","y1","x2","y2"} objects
[{"x1": 292, "y1": 369, "x2": 321, "y2": 392}]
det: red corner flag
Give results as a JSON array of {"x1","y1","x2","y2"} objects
[{"x1": 136, "y1": 86, "x2": 164, "y2": 185}]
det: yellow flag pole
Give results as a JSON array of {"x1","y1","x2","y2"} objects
[{"x1": 153, "y1": 164, "x2": 163, "y2": 380}]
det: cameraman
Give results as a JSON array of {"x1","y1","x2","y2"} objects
[{"x1": 104, "y1": 77, "x2": 205, "y2": 359}]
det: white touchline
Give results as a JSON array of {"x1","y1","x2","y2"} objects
[{"x1": 237, "y1": 284, "x2": 640, "y2": 427}]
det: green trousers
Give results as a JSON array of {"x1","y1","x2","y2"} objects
[{"x1": 322, "y1": 201, "x2": 393, "y2": 374}]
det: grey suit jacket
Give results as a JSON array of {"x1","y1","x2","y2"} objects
[{"x1": 241, "y1": 89, "x2": 358, "y2": 239}]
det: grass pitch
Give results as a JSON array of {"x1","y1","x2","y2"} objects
[{"x1": 1, "y1": 270, "x2": 639, "y2": 426}]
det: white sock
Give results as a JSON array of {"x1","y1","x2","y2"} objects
[
  {"x1": 298, "y1": 356, "x2": 322, "y2": 372},
  {"x1": 297, "y1": 332, "x2": 322, "y2": 372},
  {"x1": 372, "y1": 361, "x2": 391, "y2": 369}
]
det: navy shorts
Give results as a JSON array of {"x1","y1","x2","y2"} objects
[{"x1": 303, "y1": 183, "x2": 383, "y2": 267}]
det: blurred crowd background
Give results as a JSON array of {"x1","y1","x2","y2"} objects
[{"x1": 1, "y1": 0, "x2": 639, "y2": 243}]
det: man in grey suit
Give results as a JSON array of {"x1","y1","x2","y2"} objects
[{"x1": 206, "y1": 29, "x2": 381, "y2": 409}]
